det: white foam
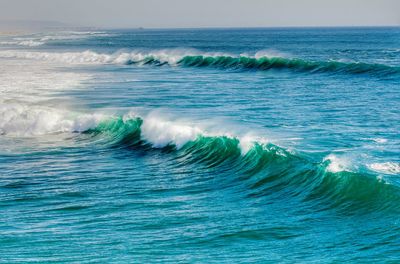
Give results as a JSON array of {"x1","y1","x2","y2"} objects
[
  {"x1": 239, "y1": 135, "x2": 257, "y2": 154},
  {"x1": 0, "y1": 31, "x2": 111, "y2": 47},
  {"x1": 38, "y1": 31, "x2": 110, "y2": 41},
  {"x1": 0, "y1": 98, "x2": 276, "y2": 154},
  {"x1": 0, "y1": 58, "x2": 90, "y2": 103},
  {"x1": 371, "y1": 138, "x2": 388, "y2": 143},
  {"x1": 368, "y1": 162, "x2": 400, "y2": 175},
  {"x1": 61, "y1": 31, "x2": 108, "y2": 35},
  {"x1": 138, "y1": 112, "x2": 274, "y2": 152},
  {"x1": 0, "y1": 50, "x2": 183, "y2": 65},
  {"x1": 140, "y1": 113, "x2": 202, "y2": 148},
  {"x1": 238, "y1": 134, "x2": 270, "y2": 155},
  {"x1": 0, "y1": 40, "x2": 44, "y2": 47},
  {"x1": 0, "y1": 55, "x2": 95, "y2": 136},
  {"x1": 323, "y1": 154, "x2": 352, "y2": 173},
  {"x1": 19, "y1": 40, "x2": 44, "y2": 46},
  {"x1": 254, "y1": 49, "x2": 288, "y2": 59},
  {"x1": 0, "y1": 103, "x2": 104, "y2": 136}
]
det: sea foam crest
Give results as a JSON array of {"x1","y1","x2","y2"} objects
[
  {"x1": 0, "y1": 40, "x2": 44, "y2": 47},
  {"x1": 0, "y1": 49, "x2": 247, "y2": 65},
  {"x1": 323, "y1": 154, "x2": 353, "y2": 173},
  {"x1": 368, "y1": 162, "x2": 400, "y2": 175},
  {"x1": 138, "y1": 112, "x2": 260, "y2": 152},
  {"x1": 0, "y1": 103, "x2": 104, "y2": 136},
  {"x1": 140, "y1": 113, "x2": 202, "y2": 148},
  {"x1": 1, "y1": 104, "x2": 398, "y2": 180},
  {"x1": 0, "y1": 103, "x2": 262, "y2": 155}
]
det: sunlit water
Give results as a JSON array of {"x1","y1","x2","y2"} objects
[{"x1": 0, "y1": 28, "x2": 399, "y2": 262}]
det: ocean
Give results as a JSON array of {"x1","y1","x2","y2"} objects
[{"x1": 0, "y1": 27, "x2": 399, "y2": 262}]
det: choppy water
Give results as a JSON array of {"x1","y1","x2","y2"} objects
[{"x1": 0, "y1": 27, "x2": 399, "y2": 263}]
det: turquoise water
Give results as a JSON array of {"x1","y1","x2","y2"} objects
[{"x1": 0, "y1": 28, "x2": 399, "y2": 262}]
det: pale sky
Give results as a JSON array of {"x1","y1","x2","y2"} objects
[{"x1": 1, "y1": 0, "x2": 399, "y2": 28}]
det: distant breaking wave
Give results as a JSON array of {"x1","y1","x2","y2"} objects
[
  {"x1": 0, "y1": 40, "x2": 44, "y2": 47},
  {"x1": 0, "y1": 49, "x2": 399, "y2": 77},
  {"x1": 0, "y1": 31, "x2": 111, "y2": 47}
]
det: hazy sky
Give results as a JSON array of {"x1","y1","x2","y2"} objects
[{"x1": 1, "y1": 0, "x2": 399, "y2": 28}]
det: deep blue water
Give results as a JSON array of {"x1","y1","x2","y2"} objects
[{"x1": 0, "y1": 27, "x2": 399, "y2": 262}]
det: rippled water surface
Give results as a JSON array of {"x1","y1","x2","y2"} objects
[{"x1": 0, "y1": 28, "x2": 399, "y2": 262}]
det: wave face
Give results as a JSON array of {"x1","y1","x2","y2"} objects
[
  {"x1": 2, "y1": 106, "x2": 398, "y2": 215},
  {"x1": 1, "y1": 49, "x2": 399, "y2": 77},
  {"x1": 177, "y1": 55, "x2": 400, "y2": 76},
  {"x1": 93, "y1": 116, "x2": 400, "y2": 214},
  {"x1": 64, "y1": 115, "x2": 400, "y2": 215}
]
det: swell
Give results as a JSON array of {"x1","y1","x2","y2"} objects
[
  {"x1": 81, "y1": 116, "x2": 400, "y2": 215},
  {"x1": 1, "y1": 50, "x2": 399, "y2": 77}
]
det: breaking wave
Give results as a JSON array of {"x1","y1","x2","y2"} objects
[
  {"x1": 0, "y1": 31, "x2": 111, "y2": 47},
  {"x1": 0, "y1": 40, "x2": 44, "y2": 47},
  {"x1": 1, "y1": 106, "x2": 399, "y2": 214},
  {"x1": 0, "y1": 49, "x2": 398, "y2": 77},
  {"x1": 86, "y1": 115, "x2": 400, "y2": 214}
]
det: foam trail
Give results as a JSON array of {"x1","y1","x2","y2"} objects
[{"x1": 0, "y1": 57, "x2": 91, "y2": 103}]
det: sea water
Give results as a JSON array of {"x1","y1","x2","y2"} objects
[{"x1": 0, "y1": 27, "x2": 399, "y2": 262}]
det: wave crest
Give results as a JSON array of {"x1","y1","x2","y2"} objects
[{"x1": 1, "y1": 106, "x2": 399, "y2": 213}]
